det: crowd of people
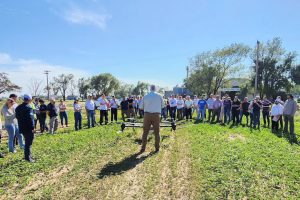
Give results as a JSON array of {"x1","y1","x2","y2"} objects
[{"x1": 0, "y1": 91, "x2": 298, "y2": 162}]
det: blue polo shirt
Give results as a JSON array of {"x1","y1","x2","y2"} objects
[{"x1": 198, "y1": 100, "x2": 207, "y2": 110}]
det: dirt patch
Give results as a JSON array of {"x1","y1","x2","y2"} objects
[{"x1": 228, "y1": 134, "x2": 246, "y2": 142}]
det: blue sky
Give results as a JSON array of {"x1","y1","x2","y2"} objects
[{"x1": 0, "y1": 0, "x2": 300, "y2": 93}]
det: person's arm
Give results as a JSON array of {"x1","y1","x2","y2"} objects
[{"x1": 292, "y1": 101, "x2": 297, "y2": 115}]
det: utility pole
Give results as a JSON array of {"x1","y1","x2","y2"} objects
[
  {"x1": 255, "y1": 40, "x2": 260, "y2": 96},
  {"x1": 44, "y1": 70, "x2": 50, "y2": 100}
]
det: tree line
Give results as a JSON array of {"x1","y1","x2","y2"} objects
[{"x1": 185, "y1": 37, "x2": 300, "y2": 98}]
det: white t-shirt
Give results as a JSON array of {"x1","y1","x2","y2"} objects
[
  {"x1": 169, "y1": 98, "x2": 177, "y2": 107},
  {"x1": 98, "y1": 98, "x2": 108, "y2": 110},
  {"x1": 177, "y1": 99, "x2": 184, "y2": 109},
  {"x1": 185, "y1": 100, "x2": 193, "y2": 108}
]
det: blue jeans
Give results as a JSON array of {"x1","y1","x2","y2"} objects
[
  {"x1": 253, "y1": 110, "x2": 260, "y2": 128},
  {"x1": 224, "y1": 107, "x2": 231, "y2": 123},
  {"x1": 6, "y1": 124, "x2": 24, "y2": 152},
  {"x1": 198, "y1": 109, "x2": 205, "y2": 121},
  {"x1": 161, "y1": 107, "x2": 167, "y2": 120},
  {"x1": 87, "y1": 110, "x2": 95, "y2": 128},
  {"x1": 74, "y1": 112, "x2": 82, "y2": 130},
  {"x1": 59, "y1": 112, "x2": 68, "y2": 126}
]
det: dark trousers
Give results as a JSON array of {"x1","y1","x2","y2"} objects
[
  {"x1": 284, "y1": 115, "x2": 295, "y2": 139},
  {"x1": 240, "y1": 112, "x2": 249, "y2": 125},
  {"x1": 139, "y1": 109, "x2": 144, "y2": 118},
  {"x1": 185, "y1": 108, "x2": 192, "y2": 120},
  {"x1": 111, "y1": 108, "x2": 118, "y2": 122},
  {"x1": 208, "y1": 109, "x2": 214, "y2": 122},
  {"x1": 279, "y1": 116, "x2": 283, "y2": 129},
  {"x1": 161, "y1": 108, "x2": 167, "y2": 120},
  {"x1": 100, "y1": 110, "x2": 108, "y2": 125},
  {"x1": 262, "y1": 111, "x2": 270, "y2": 127},
  {"x1": 232, "y1": 110, "x2": 240, "y2": 125},
  {"x1": 170, "y1": 107, "x2": 177, "y2": 119},
  {"x1": 39, "y1": 114, "x2": 47, "y2": 133},
  {"x1": 272, "y1": 118, "x2": 279, "y2": 131},
  {"x1": 34, "y1": 115, "x2": 40, "y2": 129},
  {"x1": 253, "y1": 110, "x2": 260, "y2": 128},
  {"x1": 166, "y1": 106, "x2": 171, "y2": 118},
  {"x1": 23, "y1": 132, "x2": 34, "y2": 160},
  {"x1": 211, "y1": 108, "x2": 221, "y2": 123},
  {"x1": 177, "y1": 108, "x2": 183, "y2": 120},
  {"x1": 224, "y1": 107, "x2": 231, "y2": 124},
  {"x1": 59, "y1": 112, "x2": 68, "y2": 126},
  {"x1": 74, "y1": 112, "x2": 82, "y2": 130}
]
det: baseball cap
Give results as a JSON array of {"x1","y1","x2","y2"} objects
[{"x1": 23, "y1": 94, "x2": 32, "y2": 101}]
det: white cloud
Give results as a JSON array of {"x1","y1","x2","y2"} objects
[
  {"x1": 0, "y1": 53, "x2": 90, "y2": 95},
  {"x1": 64, "y1": 7, "x2": 110, "y2": 29}
]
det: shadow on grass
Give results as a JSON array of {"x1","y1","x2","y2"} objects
[
  {"x1": 271, "y1": 129, "x2": 300, "y2": 145},
  {"x1": 97, "y1": 152, "x2": 156, "y2": 179}
]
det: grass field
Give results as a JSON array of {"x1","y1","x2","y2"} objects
[{"x1": 0, "y1": 102, "x2": 300, "y2": 199}]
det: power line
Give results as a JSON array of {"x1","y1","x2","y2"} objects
[{"x1": 44, "y1": 70, "x2": 50, "y2": 100}]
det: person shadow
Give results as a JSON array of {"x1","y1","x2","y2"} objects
[{"x1": 97, "y1": 152, "x2": 156, "y2": 179}]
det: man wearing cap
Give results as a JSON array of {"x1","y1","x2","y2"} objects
[
  {"x1": 47, "y1": 97, "x2": 58, "y2": 134},
  {"x1": 15, "y1": 94, "x2": 35, "y2": 162},
  {"x1": 139, "y1": 85, "x2": 164, "y2": 153}
]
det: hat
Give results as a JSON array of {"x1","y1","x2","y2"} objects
[{"x1": 23, "y1": 94, "x2": 32, "y2": 101}]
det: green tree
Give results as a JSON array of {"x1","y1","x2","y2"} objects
[
  {"x1": 132, "y1": 81, "x2": 150, "y2": 96},
  {"x1": 251, "y1": 38, "x2": 296, "y2": 98},
  {"x1": 291, "y1": 64, "x2": 300, "y2": 85},
  {"x1": 53, "y1": 74, "x2": 74, "y2": 101},
  {"x1": 90, "y1": 73, "x2": 120, "y2": 96},
  {"x1": 78, "y1": 78, "x2": 90, "y2": 99},
  {"x1": 0, "y1": 73, "x2": 21, "y2": 94},
  {"x1": 185, "y1": 43, "x2": 250, "y2": 95},
  {"x1": 114, "y1": 83, "x2": 135, "y2": 97}
]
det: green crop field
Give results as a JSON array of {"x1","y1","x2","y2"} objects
[{"x1": 0, "y1": 104, "x2": 299, "y2": 199}]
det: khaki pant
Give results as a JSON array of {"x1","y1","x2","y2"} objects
[
  {"x1": 141, "y1": 113, "x2": 161, "y2": 151},
  {"x1": 49, "y1": 116, "x2": 58, "y2": 134}
]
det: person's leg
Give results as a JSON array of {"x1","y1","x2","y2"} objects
[
  {"x1": 6, "y1": 125, "x2": 15, "y2": 152},
  {"x1": 201, "y1": 109, "x2": 205, "y2": 122},
  {"x1": 74, "y1": 113, "x2": 78, "y2": 130},
  {"x1": 59, "y1": 112, "x2": 64, "y2": 126},
  {"x1": 14, "y1": 125, "x2": 24, "y2": 149},
  {"x1": 141, "y1": 114, "x2": 151, "y2": 152},
  {"x1": 105, "y1": 110, "x2": 108, "y2": 124},
  {"x1": 87, "y1": 111, "x2": 91, "y2": 128},
  {"x1": 114, "y1": 108, "x2": 118, "y2": 122},
  {"x1": 121, "y1": 110, "x2": 125, "y2": 121},
  {"x1": 79, "y1": 113, "x2": 82, "y2": 129},
  {"x1": 49, "y1": 117, "x2": 54, "y2": 134},
  {"x1": 24, "y1": 133, "x2": 34, "y2": 161},
  {"x1": 64, "y1": 112, "x2": 68, "y2": 126},
  {"x1": 275, "y1": 120, "x2": 279, "y2": 131},
  {"x1": 266, "y1": 112, "x2": 270, "y2": 127},
  {"x1": 257, "y1": 111, "x2": 261, "y2": 129},
  {"x1": 152, "y1": 114, "x2": 161, "y2": 151},
  {"x1": 289, "y1": 116, "x2": 295, "y2": 140},
  {"x1": 262, "y1": 111, "x2": 267, "y2": 126},
  {"x1": 271, "y1": 119, "x2": 275, "y2": 131},
  {"x1": 54, "y1": 117, "x2": 58, "y2": 132},
  {"x1": 100, "y1": 110, "x2": 103, "y2": 125},
  {"x1": 240, "y1": 112, "x2": 244, "y2": 124},
  {"x1": 197, "y1": 109, "x2": 200, "y2": 120},
  {"x1": 208, "y1": 109, "x2": 212, "y2": 122},
  {"x1": 111, "y1": 109, "x2": 114, "y2": 122},
  {"x1": 279, "y1": 116, "x2": 283, "y2": 129}
]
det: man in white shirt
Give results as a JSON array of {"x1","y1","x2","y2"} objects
[
  {"x1": 97, "y1": 94, "x2": 109, "y2": 125},
  {"x1": 185, "y1": 96, "x2": 193, "y2": 121},
  {"x1": 176, "y1": 96, "x2": 184, "y2": 120},
  {"x1": 270, "y1": 100, "x2": 284, "y2": 132},
  {"x1": 206, "y1": 94, "x2": 215, "y2": 122},
  {"x1": 192, "y1": 95, "x2": 199, "y2": 116},
  {"x1": 169, "y1": 95, "x2": 177, "y2": 120},
  {"x1": 139, "y1": 85, "x2": 164, "y2": 153},
  {"x1": 110, "y1": 96, "x2": 118, "y2": 123},
  {"x1": 85, "y1": 95, "x2": 95, "y2": 128}
]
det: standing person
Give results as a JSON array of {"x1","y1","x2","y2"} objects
[
  {"x1": 184, "y1": 96, "x2": 193, "y2": 121},
  {"x1": 59, "y1": 100, "x2": 68, "y2": 128},
  {"x1": 1, "y1": 98, "x2": 25, "y2": 153},
  {"x1": 262, "y1": 97, "x2": 271, "y2": 128},
  {"x1": 197, "y1": 96, "x2": 207, "y2": 122},
  {"x1": 33, "y1": 98, "x2": 40, "y2": 130},
  {"x1": 166, "y1": 98, "x2": 171, "y2": 118},
  {"x1": 9, "y1": 94, "x2": 19, "y2": 147},
  {"x1": 133, "y1": 96, "x2": 139, "y2": 116},
  {"x1": 0, "y1": 117, "x2": 4, "y2": 158},
  {"x1": 38, "y1": 99, "x2": 48, "y2": 133},
  {"x1": 223, "y1": 96, "x2": 232, "y2": 124},
  {"x1": 270, "y1": 100, "x2": 284, "y2": 132},
  {"x1": 127, "y1": 96, "x2": 135, "y2": 118},
  {"x1": 161, "y1": 98, "x2": 167, "y2": 120},
  {"x1": 211, "y1": 95, "x2": 222, "y2": 123},
  {"x1": 250, "y1": 96, "x2": 262, "y2": 129},
  {"x1": 47, "y1": 97, "x2": 58, "y2": 134},
  {"x1": 231, "y1": 96, "x2": 241, "y2": 126},
  {"x1": 98, "y1": 94, "x2": 109, "y2": 125},
  {"x1": 176, "y1": 96, "x2": 184, "y2": 120},
  {"x1": 207, "y1": 94, "x2": 215, "y2": 122},
  {"x1": 121, "y1": 96, "x2": 129, "y2": 121},
  {"x1": 139, "y1": 85, "x2": 164, "y2": 153},
  {"x1": 240, "y1": 97, "x2": 250, "y2": 126},
  {"x1": 110, "y1": 96, "x2": 118, "y2": 123},
  {"x1": 169, "y1": 95, "x2": 177, "y2": 120},
  {"x1": 85, "y1": 95, "x2": 95, "y2": 128},
  {"x1": 219, "y1": 96, "x2": 226, "y2": 124},
  {"x1": 192, "y1": 95, "x2": 199, "y2": 118},
  {"x1": 283, "y1": 94, "x2": 298, "y2": 142},
  {"x1": 15, "y1": 94, "x2": 35, "y2": 162},
  {"x1": 73, "y1": 99, "x2": 82, "y2": 131},
  {"x1": 276, "y1": 96, "x2": 284, "y2": 129},
  {"x1": 138, "y1": 96, "x2": 144, "y2": 118}
]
